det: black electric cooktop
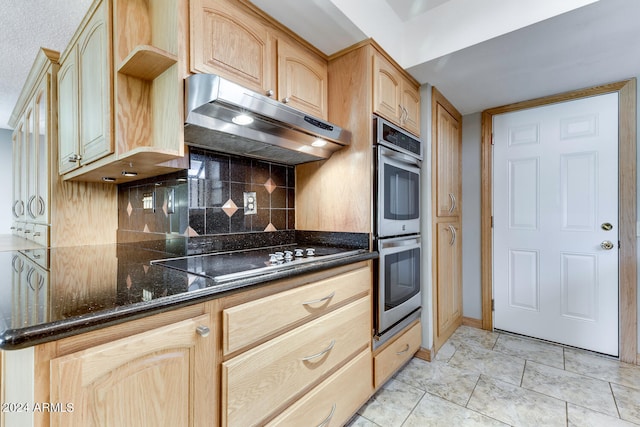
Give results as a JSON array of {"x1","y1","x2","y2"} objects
[{"x1": 152, "y1": 245, "x2": 364, "y2": 283}]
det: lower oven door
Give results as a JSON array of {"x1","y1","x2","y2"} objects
[{"x1": 377, "y1": 235, "x2": 422, "y2": 334}]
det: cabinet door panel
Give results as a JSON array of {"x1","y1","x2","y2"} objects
[
  {"x1": 11, "y1": 127, "x2": 24, "y2": 223},
  {"x1": 401, "y1": 83, "x2": 421, "y2": 136},
  {"x1": 32, "y1": 78, "x2": 49, "y2": 223},
  {"x1": 277, "y1": 38, "x2": 328, "y2": 119},
  {"x1": 50, "y1": 314, "x2": 214, "y2": 427},
  {"x1": 435, "y1": 222, "x2": 462, "y2": 342},
  {"x1": 191, "y1": 0, "x2": 273, "y2": 94},
  {"x1": 78, "y1": 2, "x2": 112, "y2": 165},
  {"x1": 373, "y1": 54, "x2": 401, "y2": 122},
  {"x1": 434, "y1": 102, "x2": 461, "y2": 217},
  {"x1": 58, "y1": 53, "x2": 79, "y2": 174}
]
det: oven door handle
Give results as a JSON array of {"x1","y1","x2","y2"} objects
[
  {"x1": 379, "y1": 236, "x2": 421, "y2": 249},
  {"x1": 378, "y1": 145, "x2": 421, "y2": 168}
]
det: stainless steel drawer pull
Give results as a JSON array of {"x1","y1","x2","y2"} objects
[
  {"x1": 301, "y1": 339, "x2": 335, "y2": 361},
  {"x1": 196, "y1": 325, "x2": 210, "y2": 337},
  {"x1": 301, "y1": 291, "x2": 336, "y2": 306},
  {"x1": 396, "y1": 344, "x2": 410, "y2": 355},
  {"x1": 316, "y1": 403, "x2": 336, "y2": 427}
]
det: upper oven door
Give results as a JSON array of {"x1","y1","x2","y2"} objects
[{"x1": 377, "y1": 145, "x2": 421, "y2": 237}]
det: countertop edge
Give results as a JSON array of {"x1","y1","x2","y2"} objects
[{"x1": 0, "y1": 251, "x2": 378, "y2": 350}]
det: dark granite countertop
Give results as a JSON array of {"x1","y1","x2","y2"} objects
[{"x1": 0, "y1": 232, "x2": 376, "y2": 350}]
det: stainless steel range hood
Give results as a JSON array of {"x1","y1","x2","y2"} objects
[{"x1": 184, "y1": 74, "x2": 350, "y2": 164}]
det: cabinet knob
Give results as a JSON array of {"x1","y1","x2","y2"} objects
[
  {"x1": 265, "y1": 89, "x2": 274, "y2": 97},
  {"x1": 68, "y1": 154, "x2": 82, "y2": 162},
  {"x1": 282, "y1": 97, "x2": 290, "y2": 104},
  {"x1": 196, "y1": 325, "x2": 210, "y2": 337}
]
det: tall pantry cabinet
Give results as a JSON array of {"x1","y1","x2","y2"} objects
[
  {"x1": 431, "y1": 87, "x2": 463, "y2": 352},
  {"x1": 9, "y1": 43, "x2": 117, "y2": 247}
]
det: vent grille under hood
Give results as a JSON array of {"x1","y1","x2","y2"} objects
[{"x1": 184, "y1": 74, "x2": 350, "y2": 165}]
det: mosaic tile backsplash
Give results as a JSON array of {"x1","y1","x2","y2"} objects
[{"x1": 118, "y1": 149, "x2": 295, "y2": 241}]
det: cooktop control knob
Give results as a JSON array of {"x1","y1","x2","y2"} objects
[
  {"x1": 306, "y1": 248, "x2": 315, "y2": 257},
  {"x1": 284, "y1": 251, "x2": 293, "y2": 261},
  {"x1": 294, "y1": 249, "x2": 304, "y2": 257}
]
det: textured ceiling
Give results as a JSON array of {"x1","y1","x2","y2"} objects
[
  {"x1": 0, "y1": 0, "x2": 92, "y2": 129},
  {"x1": 3, "y1": 0, "x2": 640, "y2": 129}
]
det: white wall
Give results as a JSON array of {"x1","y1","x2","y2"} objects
[
  {"x1": 420, "y1": 84, "x2": 434, "y2": 350},
  {"x1": 461, "y1": 113, "x2": 482, "y2": 319},
  {"x1": 0, "y1": 129, "x2": 13, "y2": 234}
]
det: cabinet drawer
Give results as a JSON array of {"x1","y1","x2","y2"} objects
[
  {"x1": 223, "y1": 296, "x2": 370, "y2": 427},
  {"x1": 223, "y1": 266, "x2": 370, "y2": 354},
  {"x1": 374, "y1": 320, "x2": 421, "y2": 389},
  {"x1": 266, "y1": 349, "x2": 372, "y2": 427}
]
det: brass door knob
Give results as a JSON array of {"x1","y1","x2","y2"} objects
[{"x1": 601, "y1": 241, "x2": 614, "y2": 250}]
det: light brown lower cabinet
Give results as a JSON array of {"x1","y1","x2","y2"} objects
[
  {"x1": 49, "y1": 312, "x2": 215, "y2": 427},
  {"x1": 222, "y1": 296, "x2": 371, "y2": 427},
  {"x1": 266, "y1": 349, "x2": 372, "y2": 426},
  {"x1": 373, "y1": 320, "x2": 422, "y2": 389},
  {"x1": 2, "y1": 262, "x2": 381, "y2": 427}
]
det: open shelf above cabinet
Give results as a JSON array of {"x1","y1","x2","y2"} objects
[{"x1": 118, "y1": 45, "x2": 178, "y2": 80}]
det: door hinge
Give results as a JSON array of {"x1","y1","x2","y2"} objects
[
  {"x1": 619, "y1": 240, "x2": 621, "y2": 249},
  {"x1": 491, "y1": 133, "x2": 495, "y2": 145},
  {"x1": 491, "y1": 216, "x2": 493, "y2": 228},
  {"x1": 491, "y1": 299, "x2": 495, "y2": 311}
]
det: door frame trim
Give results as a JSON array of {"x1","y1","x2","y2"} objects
[{"x1": 480, "y1": 79, "x2": 637, "y2": 363}]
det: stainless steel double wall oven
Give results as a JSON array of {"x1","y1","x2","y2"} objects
[{"x1": 373, "y1": 116, "x2": 423, "y2": 348}]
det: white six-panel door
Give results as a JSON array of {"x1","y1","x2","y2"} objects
[{"x1": 493, "y1": 93, "x2": 619, "y2": 356}]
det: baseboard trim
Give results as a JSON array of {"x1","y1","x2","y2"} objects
[
  {"x1": 415, "y1": 346, "x2": 433, "y2": 362},
  {"x1": 462, "y1": 317, "x2": 483, "y2": 329}
]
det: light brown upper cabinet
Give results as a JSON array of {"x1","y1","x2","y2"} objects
[
  {"x1": 190, "y1": 0, "x2": 328, "y2": 119},
  {"x1": 373, "y1": 52, "x2": 421, "y2": 136},
  {"x1": 433, "y1": 89, "x2": 462, "y2": 218},
  {"x1": 58, "y1": 0, "x2": 113, "y2": 175},
  {"x1": 56, "y1": 0, "x2": 187, "y2": 183}
]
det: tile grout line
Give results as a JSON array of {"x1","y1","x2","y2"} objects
[{"x1": 609, "y1": 381, "x2": 623, "y2": 420}]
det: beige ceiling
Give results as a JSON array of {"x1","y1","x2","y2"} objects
[{"x1": 2, "y1": 0, "x2": 640, "y2": 128}]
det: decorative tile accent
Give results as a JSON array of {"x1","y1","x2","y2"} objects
[
  {"x1": 118, "y1": 151, "x2": 296, "y2": 239},
  {"x1": 221, "y1": 199, "x2": 238, "y2": 217},
  {"x1": 126, "y1": 274, "x2": 132, "y2": 289},
  {"x1": 184, "y1": 226, "x2": 199, "y2": 237},
  {"x1": 264, "y1": 177, "x2": 277, "y2": 194},
  {"x1": 143, "y1": 224, "x2": 150, "y2": 233}
]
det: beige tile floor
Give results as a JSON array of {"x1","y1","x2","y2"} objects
[{"x1": 347, "y1": 326, "x2": 640, "y2": 426}]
